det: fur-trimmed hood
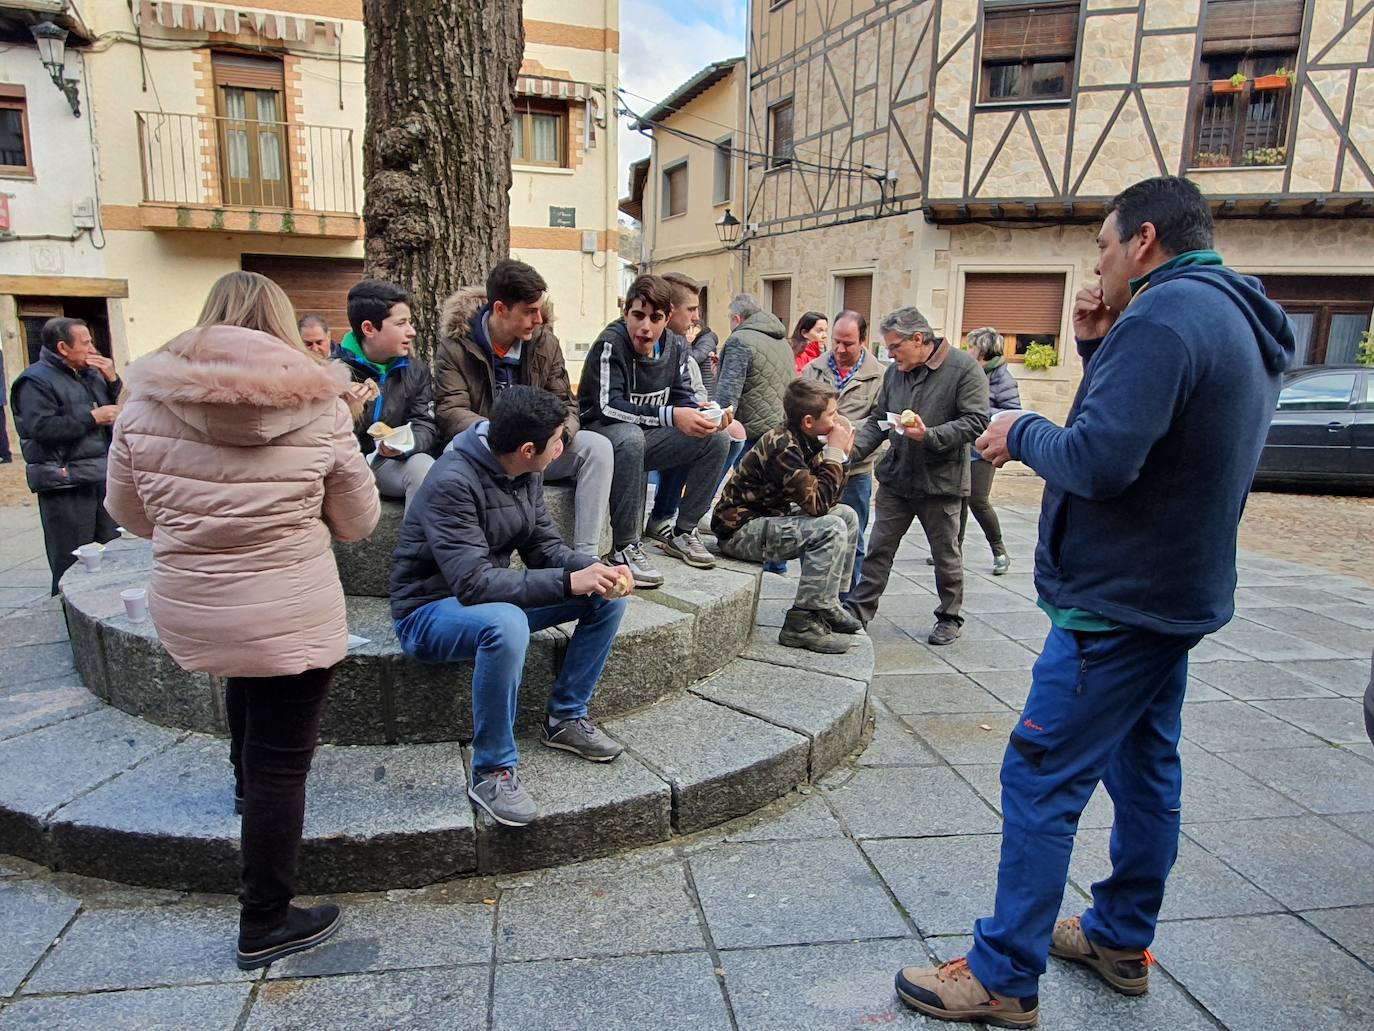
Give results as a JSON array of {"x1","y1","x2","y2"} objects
[
  {"x1": 439, "y1": 285, "x2": 488, "y2": 347},
  {"x1": 124, "y1": 324, "x2": 351, "y2": 445}
]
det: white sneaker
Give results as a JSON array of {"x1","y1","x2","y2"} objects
[
  {"x1": 661, "y1": 528, "x2": 716, "y2": 569},
  {"x1": 609, "y1": 542, "x2": 664, "y2": 589}
]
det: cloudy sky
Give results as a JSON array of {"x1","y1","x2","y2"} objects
[{"x1": 616, "y1": 0, "x2": 747, "y2": 192}]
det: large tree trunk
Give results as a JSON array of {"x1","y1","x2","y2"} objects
[{"x1": 361, "y1": 0, "x2": 523, "y2": 359}]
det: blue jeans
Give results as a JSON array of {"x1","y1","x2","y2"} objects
[
  {"x1": 966, "y1": 623, "x2": 1201, "y2": 998},
  {"x1": 838, "y1": 471, "x2": 872, "y2": 599},
  {"x1": 394, "y1": 594, "x2": 628, "y2": 775},
  {"x1": 650, "y1": 437, "x2": 748, "y2": 523}
]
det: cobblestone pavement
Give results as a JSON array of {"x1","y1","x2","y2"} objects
[{"x1": 2, "y1": 500, "x2": 1373, "y2": 1030}]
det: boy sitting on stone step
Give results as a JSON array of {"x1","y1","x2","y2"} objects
[
  {"x1": 711, "y1": 378, "x2": 864, "y2": 654},
  {"x1": 389, "y1": 386, "x2": 634, "y2": 828}
]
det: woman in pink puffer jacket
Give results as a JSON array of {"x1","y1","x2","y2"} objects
[{"x1": 106, "y1": 271, "x2": 379, "y2": 970}]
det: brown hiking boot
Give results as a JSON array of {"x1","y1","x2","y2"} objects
[
  {"x1": 778, "y1": 607, "x2": 850, "y2": 654},
  {"x1": 895, "y1": 957, "x2": 1039, "y2": 1028},
  {"x1": 1050, "y1": 914, "x2": 1153, "y2": 995}
]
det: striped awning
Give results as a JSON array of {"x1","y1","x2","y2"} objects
[
  {"x1": 515, "y1": 75, "x2": 590, "y2": 103},
  {"x1": 134, "y1": 1, "x2": 342, "y2": 48}
]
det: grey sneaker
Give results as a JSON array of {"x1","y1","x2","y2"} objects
[
  {"x1": 610, "y1": 543, "x2": 664, "y2": 589},
  {"x1": 643, "y1": 517, "x2": 673, "y2": 547},
  {"x1": 661, "y1": 528, "x2": 716, "y2": 568},
  {"x1": 992, "y1": 553, "x2": 1012, "y2": 576},
  {"x1": 928, "y1": 619, "x2": 961, "y2": 646},
  {"x1": 468, "y1": 767, "x2": 537, "y2": 827},
  {"x1": 541, "y1": 716, "x2": 624, "y2": 762}
]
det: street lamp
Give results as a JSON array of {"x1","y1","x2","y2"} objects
[
  {"x1": 30, "y1": 20, "x2": 81, "y2": 117},
  {"x1": 715, "y1": 208, "x2": 742, "y2": 248}
]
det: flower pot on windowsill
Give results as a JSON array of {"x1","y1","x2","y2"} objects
[
  {"x1": 1211, "y1": 79, "x2": 1243, "y2": 94},
  {"x1": 1253, "y1": 74, "x2": 1292, "y2": 91}
]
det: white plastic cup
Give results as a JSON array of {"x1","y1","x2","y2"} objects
[
  {"x1": 991, "y1": 410, "x2": 1021, "y2": 424},
  {"x1": 117, "y1": 526, "x2": 137, "y2": 540},
  {"x1": 74, "y1": 543, "x2": 103, "y2": 573},
  {"x1": 120, "y1": 588, "x2": 148, "y2": 623}
]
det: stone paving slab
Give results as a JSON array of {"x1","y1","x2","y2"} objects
[
  {"x1": 0, "y1": 707, "x2": 180, "y2": 863},
  {"x1": 0, "y1": 983, "x2": 251, "y2": 1030},
  {"x1": 688, "y1": 838, "x2": 910, "y2": 949},
  {"x1": 1250, "y1": 696, "x2": 1367, "y2": 743},
  {"x1": 740, "y1": 623, "x2": 876, "y2": 681},
  {"x1": 0, "y1": 641, "x2": 76, "y2": 686},
  {"x1": 1153, "y1": 913, "x2": 1374, "y2": 1030},
  {"x1": 248, "y1": 966, "x2": 488, "y2": 1031},
  {"x1": 690, "y1": 659, "x2": 867, "y2": 777},
  {"x1": 1069, "y1": 828, "x2": 1279, "y2": 920},
  {"x1": 718, "y1": 939, "x2": 925, "y2": 1030},
  {"x1": 267, "y1": 894, "x2": 493, "y2": 978},
  {"x1": 906, "y1": 710, "x2": 1020, "y2": 765},
  {"x1": 720, "y1": 794, "x2": 846, "y2": 843},
  {"x1": 0, "y1": 880, "x2": 79, "y2": 997},
  {"x1": 825, "y1": 766, "x2": 1001, "y2": 839},
  {"x1": 1277, "y1": 658, "x2": 1372, "y2": 696},
  {"x1": 854, "y1": 704, "x2": 942, "y2": 767},
  {"x1": 1179, "y1": 699, "x2": 1325, "y2": 752},
  {"x1": 1184, "y1": 816, "x2": 1374, "y2": 909},
  {"x1": 469, "y1": 738, "x2": 671, "y2": 874},
  {"x1": 21, "y1": 898, "x2": 253, "y2": 994},
  {"x1": 496, "y1": 861, "x2": 703, "y2": 961},
  {"x1": 1175, "y1": 751, "x2": 1306, "y2": 823},
  {"x1": 492, "y1": 952, "x2": 731, "y2": 1031},
  {"x1": 1302, "y1": 904, "x2": 1374, "y2": 967},
  {"x1": 871, "y1": 672, "x2": 1010, "y2": 716},
  {"x1": 1188, "y1": 658, "x2": 1339, "y2": 699},
  {"x1": 1219, "y1": 745, "x2": 1374, "y2": 814},
  {"x1": 605, "y1": 694, "x2": 810, "y2": 834},
  {"x1": 0, "y1": 677, "x2": 100, "y2": 742}
]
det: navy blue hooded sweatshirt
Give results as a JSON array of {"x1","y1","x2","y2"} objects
[
  {"x1": 389, "y1": 422, "x2": 596, "y2": 620},
  {"x1": 1007, "y1": 264, "x2": 1294, "y2": 636}
]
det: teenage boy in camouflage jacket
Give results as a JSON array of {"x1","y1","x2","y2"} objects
[{"x1": 711, "y1": 378, "x2": 863, "y2": 654}]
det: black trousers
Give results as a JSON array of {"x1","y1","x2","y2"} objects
[
  {"x1": 38, "y1": 482, "x2": 121, "y2": 595},
  {"x1": 0, "y1": 413, "x2": 11, "y2": 461},
  {"x1": 958, "y1": 458, "x2": 1006, "y2": 556},
  {"x1": 226, "y1": 666, "x2": 333, "y2": 935}
]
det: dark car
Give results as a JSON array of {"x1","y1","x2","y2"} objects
[{"x1": 1253, "y1": 365, "x2": 1374, "y2": 488}]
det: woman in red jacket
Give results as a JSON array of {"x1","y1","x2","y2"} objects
[{"x1": 789, "y1": 311, "x2": 828, "y2": 373}]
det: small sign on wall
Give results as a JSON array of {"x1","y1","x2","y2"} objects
[{"x1": 549, "y1": 206, "x2": 577, "y2": 228}]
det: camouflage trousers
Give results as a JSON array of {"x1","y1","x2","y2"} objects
[{"x1": 719, "y1": 505, "x2": 860, "y2": 610}]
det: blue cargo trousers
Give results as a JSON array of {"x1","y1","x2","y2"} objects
[{"x1": 966, "y1": 622, "x2": 1202, "y2": 998}]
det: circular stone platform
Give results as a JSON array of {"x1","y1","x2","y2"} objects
[{"x1": 3, "y1": 496, "x2": 875, "y2": 892}]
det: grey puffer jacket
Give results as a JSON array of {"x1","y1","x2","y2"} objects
[
  {"x1": 715, "y1": 311, "x2": 793, "y2": 440},
  {"x1": 983, "y1": 356, "x2": 1022, "y2": 416},
  {"x1": 851, "y1": 341, "x2": 990, "y2": 497}
]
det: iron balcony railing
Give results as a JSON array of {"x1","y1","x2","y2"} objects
[{"x1": 136, "y1": 111, "x2": 357, "y2": 215}]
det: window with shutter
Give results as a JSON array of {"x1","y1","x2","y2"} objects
[
  {"x1": 769, "y1": 99, "x2": 794, "y2": 168},
  {"x1": 662, "y1": 160, "x2": 688, "y2": 218},
  {"x1": 0, "y1": 85, "x2": 33, "y2": 177},
  {"x1": 840, "y1": 275, "x2": 874, "y2": 326},
  {"x1": 961, "y1": 273, "x2": 1066, "y2": 361},
  {"x1": 767, "y1": 278, "x2": 792, "y2": 328},
  {"x1": 713, "y1": 137, "x2": 733, "y2": 205},
  {"x1": 979, "y1": 1, "x2": 1079, "y2": 103},
  {"x1": 1189, "y1": 0, "x2": 1302, "y2": 168},
  {"x1": 212, "y1": 53, "x2": 289, "y2": 207}
]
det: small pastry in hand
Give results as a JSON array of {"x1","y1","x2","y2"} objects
[
  {"x1": 900, "y1": 409, "x2": 919, "y2": 427},
  {"x1": 605, "y1": 574, "x2": 630, "y2": 600},
  {"x1": 367, "y1": 421, "x2": 394, "y2": 440}
]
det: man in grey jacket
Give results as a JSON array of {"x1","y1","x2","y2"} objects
[
  {"x1": 844, "y1": 307, "x2": 989, "y2": 645},
  {"x1": 714, "y1": 293, "x2": 794, "y2": 442}
]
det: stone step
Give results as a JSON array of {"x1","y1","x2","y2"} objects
[
  {"x1": 0, "y1": 637, "x2": 873, "y2": 893},
  {"x1": 60, "y1": 543, "x2": 762, "y2": 745}
]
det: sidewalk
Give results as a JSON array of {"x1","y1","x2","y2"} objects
[{"x1": 2, "y1": 500, "x2": 1373, "y2": 1030}]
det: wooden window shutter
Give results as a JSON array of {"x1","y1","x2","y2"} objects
[
  {"x1": 665, "y1": 164, "x2": 687, "y2": 217},
  {"x1": 1202, "y1": 0, "x2": 1304, "y2": 54},
  {"x1": 768, "y1": 278, "x2": 792, "y2": 328},
  {"x1": 212, "y1": 52, "x2": 286, "y2": 91},
  {"x1": 981, "y1": 2, "x2": 1080, "y2": 62},
  {"x1": 841, "y1": 275, "x2": 874, "y2": 325},
  {"x1": 961, "y1": 273, "x2": 1066, "y2": 335}
]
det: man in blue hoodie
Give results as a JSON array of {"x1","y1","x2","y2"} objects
[
  {"x1": 893, "y1": 176, "x2": 1294, "y2": 1026},
  {"x1": 390, "y1": 386, "x2": 633, "y2": 828}
]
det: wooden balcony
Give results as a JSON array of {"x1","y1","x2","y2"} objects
[{"x1": 135, "y1": 111, "x2": 360, "y2": 238}]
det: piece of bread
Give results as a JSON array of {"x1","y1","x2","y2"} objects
[
  {"x1": 366, "y1": 421, "x2": 394, "y2": 439},
  {"x1": 606, "y1": 574, "x2": 630, "y2": 600},
  {"x1": 900, "y1": 409, "x2": 919, "y2": 427}
]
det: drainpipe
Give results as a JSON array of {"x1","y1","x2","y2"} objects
[{"x1": 739, "y1": 4, "x2": 752, "y2": 294}]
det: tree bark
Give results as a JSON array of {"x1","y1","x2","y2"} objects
[{"x1": 361, "y1": 0, "x2": 523, "y2": 359}]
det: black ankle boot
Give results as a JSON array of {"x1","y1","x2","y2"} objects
[{"x1": 237, "y1": 903, "x2": 341, "y2": 970}]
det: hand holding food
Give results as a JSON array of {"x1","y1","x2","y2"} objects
[
  {"x1": 367, "y1": 421, "x2": 394, "y2": 440},
  {"x1": 900, "y1": 409, "x2": 919, "y2": 427}
]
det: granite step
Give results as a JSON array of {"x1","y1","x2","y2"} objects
[
  {"x1": 0, "y1": 636, "x2": 873, "y2": 892},
  {"x1": 60, "y1": 542, "x2": 761, "y2": 745}
]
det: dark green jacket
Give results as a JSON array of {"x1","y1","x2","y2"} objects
[
  {"x1": 851, "y1": 342, "x2": 989, "y2": 497},
  {"x1": 715, "y1": 311, "x2": 793, "y2": 440}
]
